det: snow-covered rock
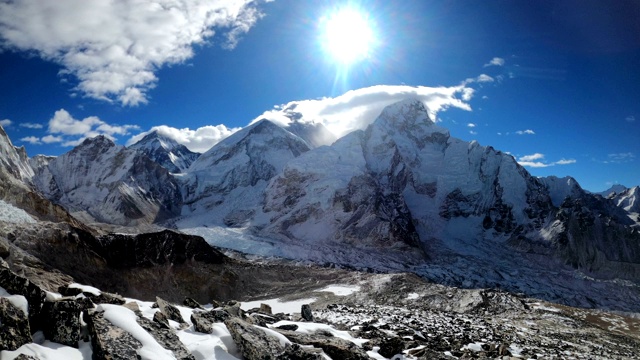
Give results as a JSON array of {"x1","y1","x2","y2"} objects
[
  {"x1": 31, "y1": 135, "x2": 182, "y2": 226},
  {"x1": 128, "y1": 131, "x2": 200, "y2": 174}
]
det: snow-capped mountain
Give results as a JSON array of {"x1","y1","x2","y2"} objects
[
  {"x1": 31, "y1": 135, "x2": 182, "y2": 226},
  {"x1": 598, "y1": 184, "x2": 628, "y2": 198},
  {"x1": 128, "y1": 130, "x2": 200, "y2": 173},
  {"x1": 0, "y1": 125, "x2": 33, "y2": 183},
  {"x1": 176, "y1": 119, "x2": 310, "y2": 227},
  {"x1": 247, "y1": 99, "x2": 640, "y2": 279},
  {"x1": 609, "y1": 186, "x2": 640, "y2": 214}
]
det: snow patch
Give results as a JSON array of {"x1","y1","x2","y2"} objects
[
  {"x1": 316, "y1": 285, "x2": 361, "y2": 296},
  {"x1": 69, "y1": 283, "x2": 101, "y2": 296}
]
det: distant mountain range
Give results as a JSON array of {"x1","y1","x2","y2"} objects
[{"x1": 0, "y1": 98, "x2": 639, "y2": 311}]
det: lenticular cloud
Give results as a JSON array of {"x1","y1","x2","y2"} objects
[{"x1": 0, "y1": 0, "x2": 264, "y2": 106}]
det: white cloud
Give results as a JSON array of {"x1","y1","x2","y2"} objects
[
  {"x1": 517, "y1": 153, "x2": 576, "y2": 168},
  {"x1": 19, "y1": 122, "x2": 43, "y2": 129},
  {"x1": 254, "y1": 84, "x2": 474, "y2": 140},
  {"x1": 515, "y1": 129, "x2": 535, "y2": 135},
  {"x1": 20, "y1": 136, "x2": 40, "y2": 144},
  {"x1": 626, "y1": 115, "x2": 636, "y2": 122},
  {"x1": 0, "y1": 119, "x2": 12, "y2": 127},
  {"x1": 476, "y1": 74, "x2": 494, "y2": 82},
  {"x1": 484, "y1": 57, "x2": 505, "y2": 67},
  {"x1": 127, "y1": 124, "x2": 240, "y2": 153},
  {"x1": 467, "y1": 123, "x2": 476, "y2": 128},
  {"x1": 469, "y1": 130, "x2": 477, "y2": 135},
  {"x1": 45, "y1": 109, "x2": 139, "y2": 147},
  {"x1": 0, "y1": 1, "x2": 265, "y2": 106},
  {"x1": 42, "y1": 135, "x2": 63, "y2": 144}
]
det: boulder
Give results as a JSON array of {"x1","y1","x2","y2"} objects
[
  {"x1": 301, "y1": 304, "x2": 313, "y2": 321},
  {"x1": 85, "y1": 308, "x2": 142, "y2": 360},
  {"x1": 279, "y1": 343, "x2": 325, "y2": 360},
  {"x1": 378, "y1": 336, "x2": 405, "y2": 358},
  {"x1": 154, "y1": 310, "x2": 171, "y2": 328},
  {"x1": 191, "y1": 309, "x2": 231, "y2": 333},
  {"x1": 224, "y1": 317, "x2": 286, "y2": 360},
  {"x1": 89, "y1": 291, "x2": 126, "y2": 305},
  {"x1": 0, "y1": 297, "x2": 31, "y2": 351},
  {"x1": 275, "y1": 329, "x2": 369, "y2": 360},
  {"x1": 156, "y1": 297, "x2": 187, "y2": 327},
  {"x1": 0, "y1": 266, "x2": 46, "y2": 332},
  {"x1": 183, "y1": 297, "x2": 203, "y2": 309},
  {"x1": 260, "y1": 303, "x2": 273, "y2": 315},
  {"x1": 136, "y1": 315, "x2": 195, "y2": 360},
  {"x1": 41, "y1": 298, "x2": 85, "y2": 347}
]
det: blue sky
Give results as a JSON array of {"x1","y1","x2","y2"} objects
[{"x1": 0, "y1": 0, "x2": 638, "y2": 192}]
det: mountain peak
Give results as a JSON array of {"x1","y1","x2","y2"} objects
[
  {"x1": 377, "y1": 98, "x2": 434, "y2": 127},
  {"x1": 129, "y1": 130, "x2": 199, "y2": 174}
]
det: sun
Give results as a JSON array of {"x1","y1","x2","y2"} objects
[{"x1": 320, "y1": 8, "x2": 376, "y2": 65}]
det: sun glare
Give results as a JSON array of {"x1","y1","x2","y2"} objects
[{"x1": 320, "y1": 8, "x2": 376, "y2": 65}]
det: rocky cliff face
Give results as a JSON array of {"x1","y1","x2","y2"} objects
[{"x1": 31, "y1": 136, "x2": 182, "y2": 226}]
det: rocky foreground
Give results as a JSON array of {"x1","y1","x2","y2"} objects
[{"x1": 1, "y1": 254, "x2": 639, "y2": 359}]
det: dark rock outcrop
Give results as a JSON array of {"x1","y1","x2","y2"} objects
[
  {"x1": 93, "y1": 230, "x2": 225, "y2": 268},
  {"x1": 0, "y1": 297, "x2": 31, "y2": 351},
  {"x1": 41, "y1": 298, "x2": 84, "y2": 347}
]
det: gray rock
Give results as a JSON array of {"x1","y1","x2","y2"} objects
[
  {"x1": 191, "y1": 309, "x2": 230, "y2": 333},
  {"x1": 154, "y1": 310, "x2": 170, "y2": 328},
  {"x1": 89, "y1": 291, "x2": 126, "y2": 305},
  {"x1": 275, "y1": 329, "x2": 369, "y2": 360},
  {"x1": 260, "y1": 303, "x2": 273, "y2": 315},
  {"x1": 301, "y1": 304, "x2": 313, "y2": 321},
  {"x1": 279, "y1": 343, "x2": 325, "y2": 360},
  {"x1": 0, "y1": 266, "x2": 46, "y2": 332},
  {"x1": 136, "y1": 315, "x2": 195, "y2": 360},
  {"x1": 86, "y1": 308, "x2": 142, "y2": 360},
  {"x1": 156, "y1": 296, "x2": 186, "y2": 326},
  {"x1": 41, "y1": 298, "x2": 84, "y2": 347},
  {"x1": 224, "y1": 317, "x2": 286, "y2": 360},
  {"x1": 0, "y1": 297, "x2": 31, "y2": 351},
  {"x1": 14, "y1": 354, "x2": 39, "y2": 360},
  {"x1": 183, "y1": 297, "x2": 203, "y2": 309}
]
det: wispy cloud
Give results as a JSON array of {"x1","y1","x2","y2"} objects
[
  {"x1": 19, "y1": 122, "x2": 43, "y2": 129},
  {"x1": 0, "y1": 119, "x2": 11, "y2": 127},
  {"x1": 517, "y1": 153, "x2": 576, "y2": 168},
  {"x1": 626, "y1": 115, "x2": 636, "y2": 123},
  {"x1": 469, "y1": 130, "x2": 477, "y2": 135},
  {"x1": 476, "y1": 74, "x2": 495, "y2": 83},
  {"x1": 515, "y1": 129, "x2": 535, "y2": 135},
  {"x1": 484, "y1": 57, "x2": 505, "y2": 67},
  {"x1": 126, "y1": 124, "x2": 240, "y2": 153},
  {"x1": 0, "y1": 1, "x2": 266, "y2": 106},
  {"x1": 254, "y1": 84, "x2": 474, "y2": 141},
  {"x1": 596, "y1": 152, "x2": 636, "y2": 164},
  {"x1": 467, "y1": 123, "x2": 476, "y2": 128}
]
